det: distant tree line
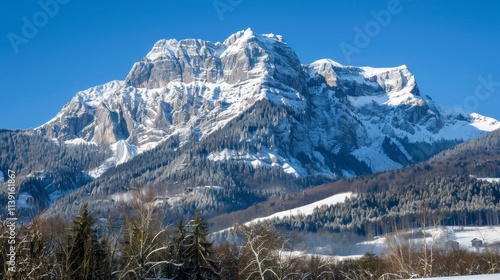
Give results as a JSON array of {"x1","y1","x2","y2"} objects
[
  {"x1": 270, "y1": 176, "x2": 500, "y2": 236},
  {"x1": 0, "y1": 130, "x2": 108, "y2": 212},
  {"x1": 2, "y1": 191, "x2": 500, "y2": 279}
]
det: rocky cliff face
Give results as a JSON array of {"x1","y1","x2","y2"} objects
[{"x1": 37, "y1": 28, "x2": 500, "y2": 178}]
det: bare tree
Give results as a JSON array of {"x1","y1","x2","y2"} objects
[
  {"x1": 117, "y1": 184, "x2": 174, "y2": 279},
  {"x1": 382, "y1": 226, "x2": 419, "y2": 279},
  {"x1": 14, "y1": 215, "x2": 59, "y2": 279},
  {"x1": 236, "y1": 224, "x2": 287, "y2": 280}
]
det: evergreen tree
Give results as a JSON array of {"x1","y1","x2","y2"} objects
[
  {"x1": 65, "y1": 204, "x2": 108, "y2": 279},
  {"x1": 172, "y1": 217, "x2": 189, "y2": 280},
  {"x1": 183, "y1": 209, "x2": 219, "y2": 280}
]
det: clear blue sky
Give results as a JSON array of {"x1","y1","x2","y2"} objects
[{"x1": 1, "y1": 0, "x2": 499, "y2": 129}]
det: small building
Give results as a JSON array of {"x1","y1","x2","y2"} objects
[{"x1": 471, "y1": 238, "x2": 483, "y2": 247}]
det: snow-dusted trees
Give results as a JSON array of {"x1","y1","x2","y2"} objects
[
  {"x1": 236, "y1": 224, "x2": 287, "y2": 280},
  {"x1": 117, "y1": 185, "x2": 172, "y2": 279},
  {"x1": 181, "y1": 209, "x2": 219, "y2": 279},
  {"x1": 213, "y1": 241, "x2": 239, "y2": 280},
  {"x1": 62, "y1": 204, "x2": 110, "y2": 280},
  {"x1": 1, "y1": 215, "x2": 64, "y2": 279},
  {"x1": 275, "y1": 176, "x2": 500, "y2": 235}
]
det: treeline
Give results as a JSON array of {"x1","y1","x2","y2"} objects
[
  {"x1": 3, "y1": 193, "x2": 500, "y2": 279},
  {"x1": 0, "y1": 130, "x2": 108, "y2": 179},
  {"x1": 0, "y1": 130, "x2": 108, "y2": 211},
  {"x1": 271, "y1": 176, "x2": 500, "y2": 236}
]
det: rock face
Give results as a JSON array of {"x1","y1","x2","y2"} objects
[
  {"x1": 37, "y1": 28, "x2": 500, "y2": 177},
  {"x1": 125, "y1": 29, "x2": 305, "y2": 91}
]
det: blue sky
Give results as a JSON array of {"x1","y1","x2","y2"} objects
[{"x1": 1, "y1": 0, "x2": 499, "y2": 129}]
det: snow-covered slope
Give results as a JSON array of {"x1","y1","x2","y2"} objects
[
  {"x1": 248, "y1": 192, "x2": 353, "y2": 224},
  {"x1": 36, "y1": 28, "x2": 500, "y2": 179},
  {"x1": 477, "y1": 178, "x2": 500, "y2": 183}
]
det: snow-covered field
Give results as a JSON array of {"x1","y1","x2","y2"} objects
[
  {"x1": 247, "y1": 192, "x2": 353, "y2": 224},
  {"x1": 360, "y1": 226, "x2": 500, "y2": 253}
]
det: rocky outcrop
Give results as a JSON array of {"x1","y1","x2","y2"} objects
[{"x1": 36, "y1": 29, "x2": 500, "y2": 177}]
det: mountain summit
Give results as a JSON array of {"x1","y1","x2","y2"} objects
[{"x1": 36, "y1": 29, "x2": 500, "y2": 179}]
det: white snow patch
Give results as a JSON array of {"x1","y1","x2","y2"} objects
[
  {"x1": 477, "y1": 178, "x2": 500, "y2": 183},
  {"x1": 248, "y1": 192, "x2": 353, "y2": 224},
  {"x1": 361, "y1": 226, "x2": 500, "y2": 254},
  {"x1": 88, "y1": 140, "x2": 138, "y2": 178},
  {"x1": 200, "y1": 186, "x2": 223, "y2": 191},
  {"x1": 207, "y1": 148, "x2": 304, "y2": 177},
  {"x1": 282, "y1": 163, "x2": 299, "y2": 177},
  {"x1": 469, "y1": 113, "x2": 500, "y2": 131},
  {"x1": 280, "y1": 250, "x2": 360, "y2": 262},
  {"x1": 110, "y1": 192, "x2": 134, "y2": 203},
  {"x1": 64, "y1": 138, "x2": 97, "y2": 146},
  {"x1": 352, "y1": 146, "x2": 403, "y2": 173},
  {"x1": 310, "y1": 58, "x2": 344, "y2": 68}
]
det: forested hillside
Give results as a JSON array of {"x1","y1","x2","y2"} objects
[
  {"x1": 272, "y1": 176, "x2": 500, "y2": 235},
  {"x1": 213, "y1": 129, "x2": 500, "y2": 232},
  {"x1": 0, "y1": 130, "x2": 105, "y2": 212}
]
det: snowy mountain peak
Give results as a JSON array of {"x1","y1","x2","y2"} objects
[
  {"x1": 222, "y1": 28, "x2": 255, "y2": 45},
  {"x1": 37, "y1": 30, "x2": 500, "y2": 179},
  {"x1": 223, "y1": 28, "x2": 285, "y2": 47},
  {"x1": 145, "y1": 39, "x2": 179, "y2": 61}
]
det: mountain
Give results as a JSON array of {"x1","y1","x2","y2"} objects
[
  {"x1": 2, "y1": 28, "x2": 499, "y2": 221},
  {"x1": 36, "y1": 28, "x2": 499, "y2": 178}
]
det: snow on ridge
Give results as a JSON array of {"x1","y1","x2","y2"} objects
[
  {"x1": 36, "y1": 29, "x2": 500, "y2": 182},
  {"x1": 477, "y1": 178, "x2": 500, "y2": 183},
  {"x1": 359, "y1": 64, "x2": 408, "y2": 76},
  {"x1": 469, "y1": 113, "x2": 500, "y2": 132},
  {"x1": 247, "y1": 192, "x2": 353, "y2": 225},
  {"x1": 113, "y1": 140, "x2": 139, "y2": 165},
  {"x1": 87, "y1": 140, "x2": 139, "y2": 178},
  {"x1": 75, "y1": 80, "x2": 124, "y2": 101},
  {"x1": 146, "y1": 39, "x2": 179, "y2": 60},
  {"x1": 308, "y1": 58, "x2": 407, "y2": 75},
  {"x1": 207, "y1": 148, "x2": 306, "y2": 177},
  {"x1": 309, "y1": 58, "x2": 344, "y2": 68},
  {"x1": 64, "y1": 138, "x2": 97, "y2": 146},
  {"x1": 352, "y1": 145, "x2": 403, "y2": 173}
]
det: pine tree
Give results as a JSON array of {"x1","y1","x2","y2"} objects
[
  {"x1": 172, "y1": 217, "x2": 189, "y2": 280},
  {"x1": 65, "y1": 204, "x2": 107, "y2": 279},
  {"x1": 183, "y1": 209, "x2": 219, "y2": 280}
]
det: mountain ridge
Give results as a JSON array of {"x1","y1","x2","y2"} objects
[
  {"x1": 3, "y1": 29, "x2": 499, "y2": 220},
  {"x1": 35, "y1": 29, "x2": 500, "y2": 180}
]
